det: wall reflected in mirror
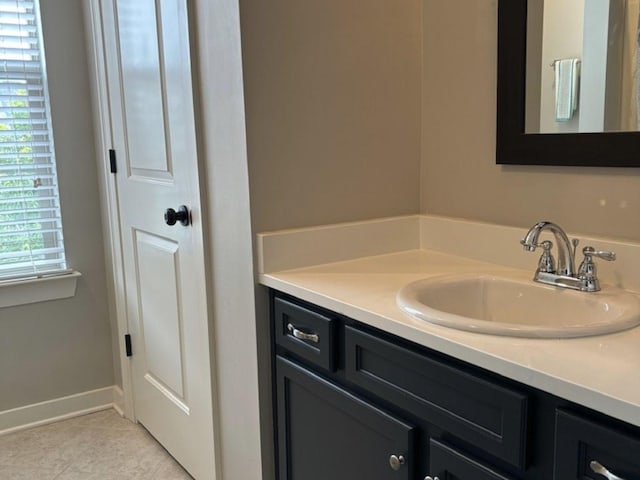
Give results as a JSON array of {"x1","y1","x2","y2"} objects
[{"x1": 525, "y1": 0, "x2": 640, "y2": 133}]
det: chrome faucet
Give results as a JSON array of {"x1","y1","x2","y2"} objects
[
  {"x1": 521, "y1": 221, "x2": 576, "y2": 276},
  {"x1": 521, "y1": 221, "x2": 616, "y2": 292}
]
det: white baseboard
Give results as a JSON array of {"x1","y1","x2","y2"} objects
[{"x1": 0, "y1": 386, "x2": 119, "y2": 436}]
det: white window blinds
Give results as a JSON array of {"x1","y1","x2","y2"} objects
[{"x1": 0, "y1": 0, "x2": 67, "y2": 279}]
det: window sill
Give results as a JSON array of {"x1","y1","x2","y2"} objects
[{"x1": 0, "y1": 271, "x2": 82, "y2": 309}]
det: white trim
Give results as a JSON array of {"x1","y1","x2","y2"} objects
[
  {"x1": 112, "y1": 385, "x2": 125, "y2": 416},
  {"x1": 193, "y1": 0, "x2": 263, "y2": 478},
  {"x1": 0, "y1": 270, "x2": 81, "y2": 308},
  {"x1": 0, "y1": 386, "x2": 118, "y2": 436},
  {"x1": 82, "y1": 0, "x2": 135, "y2": 421}
]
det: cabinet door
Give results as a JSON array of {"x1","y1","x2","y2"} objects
[
  {"x1": 429, "y1": 439, "x2": 517, "y2": 480},
  {"x1": 276, "y1": 356, "x2": 415, "y2": 480},
  {"x1": 554, "y1": 410, "x2": 640, "y2": 480}
]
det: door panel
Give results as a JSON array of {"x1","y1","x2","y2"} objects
[
  {"x1": 134, "y1": 230, "x2": 185, "y2": 400},
  {"x1": 117, "y1": 0, "x2": 169, "y2": 177}
]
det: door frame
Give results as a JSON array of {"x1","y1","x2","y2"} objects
[{"x1": 82, "y1": 0, "x2": 135, "y2": 420}]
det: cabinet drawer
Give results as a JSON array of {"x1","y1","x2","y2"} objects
[
  {"x1": 274, "y1": 297, "x2": 336, "y2": 371},
  {"x1": 276, "y1": 356, "x2": 416, "y2": 480},
  {"x1": 344, "y1": 326, "x2": 528, "y2": 469},
  {"x1": 429, "y1": 439, "x2": 517, "y2": 480},
  {"x1": 554, "y1": 409, "x2": 640, "y2": 480}
]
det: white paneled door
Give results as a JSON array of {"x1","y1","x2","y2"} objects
[{"x1": 101, "y1": 0, "x2": 217, "y2": 478}]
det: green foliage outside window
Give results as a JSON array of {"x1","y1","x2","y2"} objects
[{"x1": 0, "y1": 88, "x2": 46, "y2": 266}]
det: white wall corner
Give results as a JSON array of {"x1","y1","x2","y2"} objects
[
  {"x1": 112, "y1": 386, "x2": 125, "y2": 416},
  {"x1": 193, "y1": 0, "x2": 263, "y2": 478}
]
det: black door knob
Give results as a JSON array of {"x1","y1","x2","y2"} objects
[{"x1": 164, "y1": 206, "x2": 190, "y2": 226}]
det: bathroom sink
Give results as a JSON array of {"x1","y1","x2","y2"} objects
[{"x1": 396, "y1": 274, "x2": 640, "y2": 338}]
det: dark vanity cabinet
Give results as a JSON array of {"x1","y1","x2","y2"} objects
[
  {"x1": 276, "y1": 357, "x2": 415, "y2": 480},
  {"x1": 271, "y1": 291, "x2": 640, "y2": 480}
]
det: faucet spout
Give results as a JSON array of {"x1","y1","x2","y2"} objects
[{"x1": 521, "y1": 221, "x2": 576, "y2": 276}]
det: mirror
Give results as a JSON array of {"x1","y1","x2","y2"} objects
[
  {"x1": 526, "y1": 0, "x2": 638, "y2": 134},
  {"x1": 497, "y1": 0, "x2": 640, "y2": 166}
]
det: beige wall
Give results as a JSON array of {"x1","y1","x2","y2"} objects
[
  {"x1": 620, "y1": 0, "x2": 639, "y2": 130},
  {"x1": 241, "y1": 0, "x2": 422, "y2": 233},
  {"x1": 239, "y1": 3, "x2": 422, "y2": 477},
  {"x1": 0, "y1": 0, "x2": 114, "y2": 411},
  {"x1": 422, "y1": 0, "x2": 640, "y2": 242}
]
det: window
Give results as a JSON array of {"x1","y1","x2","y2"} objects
[{"x1": 0, "y1": 0, "x2": 67, "y2": 281}]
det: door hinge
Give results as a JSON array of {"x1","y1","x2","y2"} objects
[
  {"x1": 109, "y1": 149, "x2": 117, "y2": 174},
  {"x1": 124, "y1": 334, "x2": 132, "y2": 357}
]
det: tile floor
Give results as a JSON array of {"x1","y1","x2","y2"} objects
[{"x1": 0, "y1": 409, "x2": 192, "y2": 480}]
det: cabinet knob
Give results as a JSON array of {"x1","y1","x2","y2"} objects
[{"x1": 389, "y1": 454, "x2": 405, "y2": 471}]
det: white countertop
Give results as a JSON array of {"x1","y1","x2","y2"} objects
[{"x1": 258, "y1": 216, "x2": 640, "y2": 428}]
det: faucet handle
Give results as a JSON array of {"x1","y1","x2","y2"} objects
[
  {"x1": 577, "y1": 246, "x2": 616, "y2": 292},
  {"x1": 582, "y1": 246, "x2": 616, "y2": 262}
]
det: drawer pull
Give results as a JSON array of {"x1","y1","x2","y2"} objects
[
  {"x1": 590, "y1": 460, "x2": 626, "y2": 480},
  {"x1": 424, "y1": 477, "x2": 440, "y2": 480},
  {"x1": 287, "y1": 323, "x2": 319, "y2": 343},
  {"x1": 389, "y1": 454, "x2": 405, "y2": 471}
]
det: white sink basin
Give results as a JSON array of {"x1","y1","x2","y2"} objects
[{"x1": 397, "y1": 274, "x2": 640, "y2": 338}]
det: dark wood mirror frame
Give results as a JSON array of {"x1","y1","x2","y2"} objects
[{"x1": 497, "y1": 0, "x2": 640, "y2": 167}]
